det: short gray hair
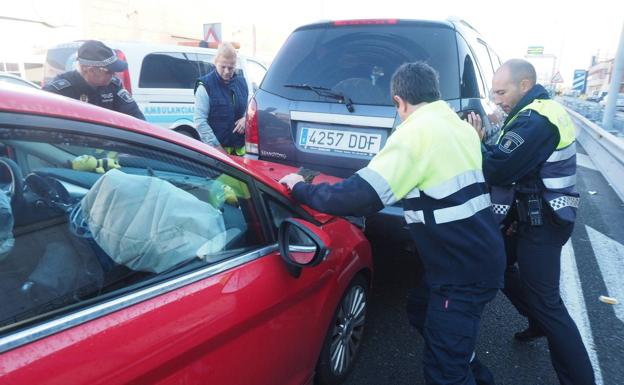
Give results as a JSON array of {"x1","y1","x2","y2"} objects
[
  {"x1": 391, "y1": 62, "x2": 441, "y2": 105},
  {"x1": 215, "y1": 42, "x2": 237, "y2": 62}
]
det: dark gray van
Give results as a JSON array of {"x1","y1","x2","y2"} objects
[{"x1": 246, "y1": 18, "x2": 503, "y2": 238}]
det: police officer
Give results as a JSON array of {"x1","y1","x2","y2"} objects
[
  {"x1": 468, "y1": 59, "x2": 595, "y2": 385},
  {"x1": 280, "y1": 62, "x2": 505, "y2": 385},
  {"x1": 43, "y1": 40, "x2": 145, "y2": 120},
  {"x1": 193, "y1": 42, "x2": 248, "y2": 155}
]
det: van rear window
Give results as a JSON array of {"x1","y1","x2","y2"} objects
[{"x1": 262, "y1": 24, "x2": 459, "y2": 106}]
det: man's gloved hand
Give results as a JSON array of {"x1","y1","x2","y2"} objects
[
  {"x1": 279, "y1": 173, "x2": 305, "y2": 190},
  {"x1": 297, "y1": 167, "x2": 320, "y2": 183}
]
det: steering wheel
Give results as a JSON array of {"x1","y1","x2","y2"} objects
[
  {"x1": 25, "y1": 173, "x2": 71, "y2": 210},
  {"x1": 0, "y1": 157, "x2": 24, "y2": 205}
]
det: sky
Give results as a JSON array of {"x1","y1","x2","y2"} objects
[
  {"x1": 224, "y1": 0, "x2": 623, "y2": 86},
  {"x1": 2, "y1": 0, "x2": 622, "y2": 87}
]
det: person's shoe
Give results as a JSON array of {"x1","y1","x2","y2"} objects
[{"x1": 514, "y1": 327, "x2": 545, "y2": 342}]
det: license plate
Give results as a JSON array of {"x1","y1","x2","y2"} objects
[{"x1": 298, "y1": 127, "x2": 382, "y2": 156}]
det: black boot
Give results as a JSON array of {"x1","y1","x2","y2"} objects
[{"x1": 514, "y1": 319, "x2": 545, "y2": 342}]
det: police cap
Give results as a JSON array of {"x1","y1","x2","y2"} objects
[{"x1": 77, "y1": 40, "x2": 128, "y2": 72}]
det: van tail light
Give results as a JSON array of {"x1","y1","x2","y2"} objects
[
  {"x1": 245, "y1": 97, "x2": 259, "y2": 155},
  {"x1": 114, "y1": 49, "x2": 132, "y2": 95}
]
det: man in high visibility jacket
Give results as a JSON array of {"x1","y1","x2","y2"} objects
[
  {"x1": 280, "y1": 62, "x2": 505, "y2": 385},
  {"x1": 468, "y1": 59, "x2": 594, "y2": 385}
]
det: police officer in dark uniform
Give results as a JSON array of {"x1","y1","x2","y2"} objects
[
  {"x1": 43, "y1": 40, "x2": 145, "y2": 120},
  {"x1": 281, "y1": 62, "x2": 505, "y2": 385},
  {"x1": 468, "y1": 59, "x2": 595, "y2": 385}
]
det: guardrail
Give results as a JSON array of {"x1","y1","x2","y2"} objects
[
  {"x1": 560, "y1": 97, "x2": 624, "y2": 134},
  {"x1": 565, "y1": 106, "x2": 624, "y2": 202}
]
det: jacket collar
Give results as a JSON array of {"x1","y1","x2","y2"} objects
[{"x1": 504, "y1": 84, "x2": 550, "y2": 125}]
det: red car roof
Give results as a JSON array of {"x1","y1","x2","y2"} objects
[
  {"x1": 0, "y1": 85, "x2": 258, "y2": 175},
  {"x1": 0, "y1": 85, "x2": 342, "y2": 222}
]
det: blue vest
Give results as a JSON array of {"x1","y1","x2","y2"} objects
[
  {"x1": 491, "y1": 99, "x2": 579, "y2": 224},
  {"x1": 195, "y1": 71, "x2": 248, "y2": 147}
]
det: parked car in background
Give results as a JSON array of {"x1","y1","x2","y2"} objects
[
  {"x1": 44, "y1": 41, "x2": 267, "y2": 139},
  {"x1": 0, "y1": 86, "x2": 372, "y2": 385},
  {"x1": 587, "y1": 91, "x2": 607, "y2": 103},
  {"x1": 0, "y1": 72, "x2": 40, "y2": 89},
  {"x1": 246, "y1": 18, "x2": 503, "y2": 239},
  {"x1": 599, "y1": 93, "x2": 624, "y2": 110}
]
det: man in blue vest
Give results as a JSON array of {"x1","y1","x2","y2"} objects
[
  {"x1": 280, "y1": 62, "x2": 505, "y2": 385},
  {"x1": 194, "y1": 42, "x2": 248, "y2": 155},
  {"x1": 468, "y1": 59, "x2": 595, "y2": 385}
]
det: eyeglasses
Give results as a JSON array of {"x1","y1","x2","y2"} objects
[{"x1": 94, "y1": 67, "x2": 115, "y2": 75}]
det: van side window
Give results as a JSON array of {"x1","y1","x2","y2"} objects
[
  {"x1": 197, "y1": 54, "x2": 216, "y2": 76},
  {"x1": 139, "y1": 52, "x2": 201, "y2": 89},
  {"x1": 472, "y1": 39, "x2": 497, "y2": 98},
  {"x1": 456, "y1": 34, "x2": 484, "y2": 99},
  {"x1": 246, "y1": 60, "x2": 267, "y2": 90}
]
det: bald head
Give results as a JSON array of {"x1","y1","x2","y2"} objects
[
  {"x1": 498, "y1": 59, "x2": 537, "y2": 87},
  {"x1": 491, "y1": 59, "x2": 537, "y2": 114}
]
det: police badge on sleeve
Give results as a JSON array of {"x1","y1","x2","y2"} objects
[
  {"x1": 498, "y1": 131, "x2": 524, "y2": 154},
  {"x1": 117, "y1": 89, "x2": 134, "y2": 103}
]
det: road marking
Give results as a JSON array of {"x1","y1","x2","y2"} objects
[
  {"x1": 560, "y1": 240, "x2": 604, "y2": 385},
  {"x1": 585, "y1": 225, "x2": 624, "y2": 323},
  {"x1": 577, "y1": 153, "x2": 598, "y2": 171}
]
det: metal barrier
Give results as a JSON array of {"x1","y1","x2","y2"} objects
[
  {"x1": 565, "y1": 106, "x2": 624, "y2": 202},
  {"x1": 561, "y1": 97, "x2": 624, "y2": 134}
]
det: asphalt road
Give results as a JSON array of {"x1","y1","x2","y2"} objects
[{"x1": 343, "y1": 124, "x2": 624, "y2": 385}]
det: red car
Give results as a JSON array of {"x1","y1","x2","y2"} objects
[{"x1": 0, "y1": 85, "x2": 373, "y2": 385}]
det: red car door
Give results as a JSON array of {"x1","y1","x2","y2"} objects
[{"x1": 0, "y1": 113, "x2": 371, "y2": 385}]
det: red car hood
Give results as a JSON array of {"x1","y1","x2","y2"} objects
[{"x1": 235, "y1": 157, "x2": 344, "y2": 224}]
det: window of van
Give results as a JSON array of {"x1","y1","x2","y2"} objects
[
  {"x1": 138, "y1": 52, "x2": 203, "y2": 89},
  {"x1": 262, "y1": 24, "x2": 459, "y2": 106},
  {"x1": 196, "y1": 54, "x2": 217, "y2": 76},
  {"x1": 246, "y1": 60, "x2": 267, "y2": 89}
]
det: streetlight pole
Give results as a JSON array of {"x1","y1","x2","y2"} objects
[{"x1": 602, "y1": 21, "x2": 624, "y2": 131}]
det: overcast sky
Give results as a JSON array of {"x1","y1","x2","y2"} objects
[
  {"x1": 225, "y1": 0, "x2": 623, "y2": 85},
  {"x1": 2, "y1": 0, "x2": 622, "y2": 86}
]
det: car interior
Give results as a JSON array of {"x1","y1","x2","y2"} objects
[{"x1": 0, "y1": 129, "x2": 262, "y2": 330}]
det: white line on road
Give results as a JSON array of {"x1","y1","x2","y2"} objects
[
  {"x1": 585, "y1": 225, "x2": 624, "y2": 323},
  {"x1": 560, "y1": 240, "x2": 604, "y2": 385}
]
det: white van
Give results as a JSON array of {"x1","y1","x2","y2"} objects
[{"x1": 44, "y1": 41, "x2": 267, "y2": 139}]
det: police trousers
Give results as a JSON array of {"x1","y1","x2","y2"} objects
[
  {"x1": 407, "y1": 282, "x2": 498, "y2": 385},
  {"x1": 503, "y1": 211, "x2": 595, "y2": 385}
]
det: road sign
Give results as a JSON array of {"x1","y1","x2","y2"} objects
[
  {"x1": 551, "y1": 71, "x2": 564, "y2": 83},
  {"x1": 203, "y1": 23, "x2": 222, "y2": 44},
  {"x1": 573, "y1": 70, "x2": 587, "y2": 93},
  {"x1": 527, "y1": 46, "x2": 544, "y2": 55}
]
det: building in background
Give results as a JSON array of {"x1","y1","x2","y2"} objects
[
  {"x1": 586, "y1": 55, "x2": 624, "y2": 96},
  {"x1": 1, "y1": 0, "x2": 294, "y2": 84}
]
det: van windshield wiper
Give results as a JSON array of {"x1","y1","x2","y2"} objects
[{"x1": 284, "y1": 83, "x2": 354, "y2": 113}]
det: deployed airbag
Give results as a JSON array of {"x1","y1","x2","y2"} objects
[{"x1": 81, "y1": 169, "x2": 226, "y2": 273}]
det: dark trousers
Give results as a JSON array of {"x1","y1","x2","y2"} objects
[
  {"x1": 503, "y1": 213, "x2": 595, "y2": 385},
  {"x1": 407, "y1": 282, "x2": 498, "y2": 385}
]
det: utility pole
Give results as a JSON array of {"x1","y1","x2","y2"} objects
[{"x1": 602, "y1": 21, "x2": 624, "y2": 131}]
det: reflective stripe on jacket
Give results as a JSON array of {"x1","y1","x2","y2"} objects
[
  {"x1": 491, "y1": 99, "x2": 579, "y2": 223},
  {"x1": 357, "y1": 101, "x2": 504, "y2": 287}
]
